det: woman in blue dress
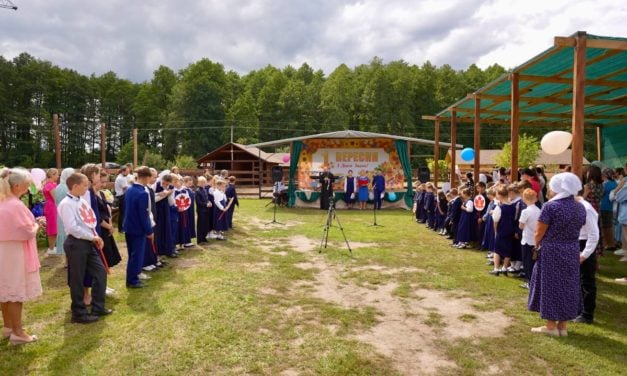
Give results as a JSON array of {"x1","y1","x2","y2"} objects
[
  {"x1": 344, "y1": 170, "x2": 356, "y2": 209},
  {"x1": 528, "y1": 173, "x2": 586, "y2": 336},
  {"x1": 356, "y1": 170, "x2": 369, "y2": 210}
]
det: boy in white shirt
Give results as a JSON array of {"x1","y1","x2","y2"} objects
[{"x1": 518, "y1": 188, "x2": 541, "y2": 289}]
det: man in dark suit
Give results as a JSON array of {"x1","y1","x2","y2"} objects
[{"x1": 318, "y1": 166, "x2": 335, "y2": 210}]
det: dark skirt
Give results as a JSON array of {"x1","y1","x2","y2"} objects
[
  {"x1": 481, "y1": 216, "x2": 496, "y2": 252},
  {"x1": 456, "y1": 211, "x2": 472, "y2": 242},
  {"x1": 101, "y1": 231, "x2": 121, "y2": 267}
]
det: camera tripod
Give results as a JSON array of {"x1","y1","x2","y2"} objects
[{"x1": 319, "y1": 197, "x2": 352, "y2": 254}]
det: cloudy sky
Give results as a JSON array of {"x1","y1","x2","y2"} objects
[{"x1": 1, "y1": 0, "x2": 625, "y2": 82}]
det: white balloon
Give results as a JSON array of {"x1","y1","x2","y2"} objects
[
  {"x1": 30, "y1": 168, "x2": 46, "y2": 190},
  {"x1": 541, "y1": 131, "x2": 572, "y2": 155}
]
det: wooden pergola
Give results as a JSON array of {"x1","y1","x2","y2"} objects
[{"x1": 423, "y1": 31, "x2": 627, "y2": 188}]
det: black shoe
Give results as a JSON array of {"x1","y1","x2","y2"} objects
[
  {"x1": 489, "y1": 270, "x2": 500, "y2": 276},
  {"x1": 572, "y1": 315, "x2": 593, "y2": 324},
  {"x1": 126, "y1": 283, "x2": 146, "y2": 289},
  {"x1": 92, "y1": 308, "x2": 114, "y2": 316},
  {"x1": 71, "y1": 315, "x2": 99, "y2": 324}
]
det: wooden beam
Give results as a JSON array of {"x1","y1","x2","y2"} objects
[
  {"x1": 473, "y1": 96, "x2": 481, "y2": 192},
  {"x1": 571, "y1": 32, "x2": 586, "y2": 178},
  {"x1": 455, "y1": 107, "x2": 624, "y2": 121},
  {"x1": 450, "y1": 110, "x2": 457, "y2": 188},
  {"x1": 596, "y1": 126, "x2": 602, "y2": 161},
  {"x1": 421, "y1": 115, "x2": 440, "y2": 121},
  {"x1": 133, "y1": 128, "x2": 138, "y2": 168},
  {"x1": 53, "y1": 114, "x2": 61, "y2": 169},
  {"x1": 519, "y1": 74, "x2": 626, "y2": 88},
  {"x1": 555, "y1": 36, "x2": 627, "y2": 50},
  {"x1": 511, "y1": 72, "x2": 520, "y2": 182},
  {"x1": 434, "y1": 119, "x2": 440, "y2": 189},
  {"x1": 476, "y1": 93, "x2": 627, "y2": 107},
  {"x1": 100, "y1": 123, "x2": 106, "y2": 169}
]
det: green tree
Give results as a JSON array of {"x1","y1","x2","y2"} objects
[
  {"x1": 426, "y1": 158, "x2": 450, "y2": 181},
  {"x1": 173, "y1": 154, "x2": 198, "y2": 169},
  {"x1": 495, "y1": 134, "x2": 541, "y2": 169}
]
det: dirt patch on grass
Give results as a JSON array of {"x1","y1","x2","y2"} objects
[
  {"x1": 288, "y1": 235, "x2": 319, "y2": 253},
  {"x1": 297, "y1": 258, "x2": 510, "y2": 375},
  {"x1": 175, "y1": 258, "x2": 202, "y2": 269}
]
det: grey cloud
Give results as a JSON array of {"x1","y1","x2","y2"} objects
[{"x1": 0, "y1": 0, "x2": 624, "y2": 81}]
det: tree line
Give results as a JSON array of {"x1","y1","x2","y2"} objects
[{"x1": 1, "y1": 52, "x2": 596, "y2": 169}]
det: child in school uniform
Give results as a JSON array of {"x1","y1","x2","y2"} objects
[
  {"x1": 183, "y1": 176, "x2": 196, "y2": 246},
  {"x1": 155, "y1": 173, "x2": 176, "y2": 258},
  {"x1": 518, "y1": 188, "x2": 541, "y2": 288},
  {"x1": 195, "y1": 176, "x2": 211, "y2": 245},
  {"x1": 475, "y1": 182, "x2": 489, "y2": 247},
  {"x1": 173, "y1": 175, "x2": 193, "y2": 249},
  {"x1": 449, "y1": 188, "x2": 462, "y2": 242},
  {"x1": 482, "y1": 188, "x2": 497, "y2": 258},
  {"x1": 436, "y1": 190, "x2": 448, "y2": 235},
  {"x1": 424, "y1": 183, "x2": 436, "y2": 229},
  {"x1": 225, "y1": 176, "x2": 239, "y2": 229},
  {"x1": 212, "y1": 179, "x2": 229, "y2": 240},
  {"x1": 490, "y1": 186, "x2": 517, "y2": 276},
  {"x1": 508, "y1": 183, "x2": 524, "y2": 274},
  {"x1": 455, "y1": 189, "x2": 474, "y2": 249},
  {"x1": 169, "y1": 175, "x2": 181, "y2": 254},
  {"x1": 413, "y1": 183, "x2": 424, "y2": 223},
  {"x1": 443, "y1": 192, "x2": 454, "y2": 237}
]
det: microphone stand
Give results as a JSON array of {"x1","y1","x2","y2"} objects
[{"x1": 369, "y1": 189, "x2": 383, "y2": 228}]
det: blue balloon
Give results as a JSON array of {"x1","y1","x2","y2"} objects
[
  {"x1": 460, "y1": 148, "x2": 475, "y2": 162},
  {"x1": 387, "y1": 192, "x2": 397, "y2": 201}
]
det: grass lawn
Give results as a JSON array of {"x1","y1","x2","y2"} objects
[{"x1": 1, "y1": 199, "x2": 625, "y2": 375}]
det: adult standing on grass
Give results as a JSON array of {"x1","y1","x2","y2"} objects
[
  {"x1": 527, "y1": 172, "x2": 586, "y2": 337},
  {"x1": 0, "y1": 168, "x2": 43, "y2": 345},
  {"x1": 43, "y1": 168, "x2": 59, "y2": 254},
  {"x1": 114, "y1": 164, "x2": 130, "y2": 232},
  {"x1": 612, "y1": 171, "x2": 627, "y2": 262},
  {"x1": 53, "y1": 168, "x2": 75, "y2": 255}
]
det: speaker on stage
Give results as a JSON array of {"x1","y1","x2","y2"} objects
[
  {"x1": 272, "y1": 166, "x2": 284, "y2": 183},
  {"x1": 418, "y1": 167, "x2": 430, "y2": 183}
]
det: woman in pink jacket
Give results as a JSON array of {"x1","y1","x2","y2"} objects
[{"x1": 0, "y1": 167, "x2": 43, "y2": 345}]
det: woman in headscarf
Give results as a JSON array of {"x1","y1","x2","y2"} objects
[
  {"x1": 528, "y1": 173, "x2": 586, "y2": 337},
  {"x1": 52, "y1": 168, "x2": 75, "y2": 255}
]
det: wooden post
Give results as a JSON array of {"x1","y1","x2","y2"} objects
[
  {"x1": 100, "y1": 123, "x2": 106, "y2": 169},
  {"x1": 434, "y1": 119, "x2": 440, "y2": 188},
  {"x1": 53, "y1": 114, "x2": 61, "y2": 169},
  {"x1": 510, "y1": 73, "x2": 520, "y2": 182},
  {"x1": 596, "y1": 126, "x2": 602, "y2": 161},
  {"x1": 571, "y1": 31, "x2": 587, "y2": 178},
  {"x1": 133, "y1": 128, "x2": 138, "y2": 168},
  {"x1": 450, "y1": 110, "x2": 457, "y2": 188},
  {"x1": 473, "y1": 96, "x2": 481, "y2": 192}
]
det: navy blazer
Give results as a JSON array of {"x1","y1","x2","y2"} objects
[
  {"x1": 123, "y1": 183, "x2": 153, "y2": 236},
  {"x1": 196, "y1": 187, "x2": 209, "y2": 212}
]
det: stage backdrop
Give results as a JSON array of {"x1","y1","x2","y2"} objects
[{"x1": 297, "y1": 138, "x2": 405, "y2": 190}]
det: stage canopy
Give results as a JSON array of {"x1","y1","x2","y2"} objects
[{"x1": 248, "y1": 130, "x2": 463, "y2": 208}]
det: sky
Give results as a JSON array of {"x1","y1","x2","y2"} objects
[{"x1": 1, "y1": 0, "x2": 625, "y2": 82}]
